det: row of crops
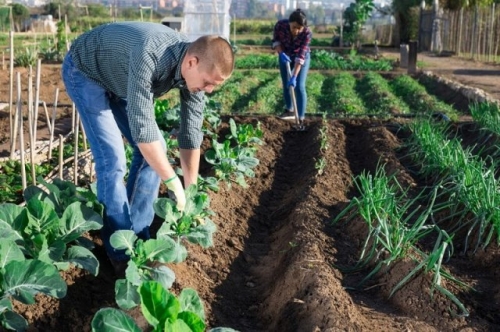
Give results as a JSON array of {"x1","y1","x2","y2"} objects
[
  {"x1": 0, "y1": 68, "x2": 471, "y2": 206},
  {"x1": 0, "y1": 102, "x2": 264, "y2": 331},
  {"x1": 208, "y1": 70, "x2": 459, "y2": 120},
  {"x1": 333, "y1": 100, "x2": 500, "y2": 317}
]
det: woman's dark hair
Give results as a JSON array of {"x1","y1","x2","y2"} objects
[{"x1": 289, "y1": 9, "x2": 307, "y2": 27}]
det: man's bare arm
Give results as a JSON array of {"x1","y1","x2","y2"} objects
[
  {"x1": 179, "y1": 148, "x2": 200, "y2": 187},
  {"x1": 137, "y1": 141, "x2": 176, "y2": 181}
]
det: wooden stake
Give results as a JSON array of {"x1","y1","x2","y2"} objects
[
  {"x1": 73, "y1": 112, "x2": 80, "y2": 185},
  {"x1": 42, "y1": 101, "x2": 52, "y2": 134},
  {"x1": 8, "y1": 31, "x2": 15, "y2": 159},
  {"x1": 64, "y1": 15, "x2": 69, "y2": 51},
  {"x1": 27, "y1": 66, "x2": 36, "y2": 185},
  {"x1": 48, "y1": 88, "x2": 59, "y2": 160},
  {"x1": 89, "y1": 161, "x2": 94, "y2": 182},
  {"x1": 59, "y1": 134, "x2": 64, "y2": 179},
  {"x1": 79, "y1": 119, "x2": 87, "y2": 151},
  {"x1": 17, "y1": 72, "x2": 27, "y2": 191},
  {"x1": 71, "y1": 103, "x2": 75, "y2": 134},
  {"x1": 33, "y1": 59, "x2": 41, "y2": 141}
]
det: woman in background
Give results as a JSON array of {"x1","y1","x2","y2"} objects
[{"x1": 272, "y1": 9, "x2": 312, "y2": 126}]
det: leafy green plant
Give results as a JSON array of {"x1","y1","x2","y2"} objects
[
  {"x1": 0, "y1": 179, "x2": 104, "y2": 275},
  {"x1": 110, "y1": 229, "x2": 178, "y2": 309},
  {"x1": 236, "y1": 51, "x2": 393, "y2": 71},
  {"x1": 225, "y1": 118, "x2": 263, "y2": 150},
  {"x1": 197, "y1": 175, "x2": 220, "y2": 193},
  {"x1": 92, "y1": 281, "x2": 238, "y2": 332},
  {"x1": 24, "y1": 177, "x2": 103, "y2": 218},
  {"x1": 311, "y1": 50, "x2": 393, "y2": 71},
  {"x1": 204, "y1": 139, "x2": 259, "y2": 189},
  {"x1": 315, "y1": 157, "x2": 326, "y2": 176},
  {"x1": 110, "y1": 186, "x2": 217, "y2": 309},
  {"x1": 153, "y1": 186, "x2": 217, "y2": 248},
  {"x1": 0, "y1": 161, "x2": 53, "y2": 204},
  {"x1": 155, "y1": 99, "x2": 180, "y2": 130},
  {"x1": 0, "y1": 240, "x2": 67, "y2": 331},
  {"x1": 14, "y1": 47, "x2": 38, "y2": 67},
  {"x1": 319, "y1": 114, "x2": 329, "y2": 152},
  {"x1": 203, "y1": 99, "x2": 223, "y2": 137},
  {"x1": 0, "y1": 199, "x2": 103, "y2": 275},
  {"x1": 160, "y1": 131, "x2": 180, "y2": 165},
  {"x1": 39, "y1": 36, "x2": 64, "y2": 63}
]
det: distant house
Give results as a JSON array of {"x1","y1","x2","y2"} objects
[{"x1": 24, "y1": 14, "x2": 56, "y2": 33}]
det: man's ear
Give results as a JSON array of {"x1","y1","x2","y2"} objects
[{"x1": 186, "y1": 55, "x2": 199, "y2": 69}]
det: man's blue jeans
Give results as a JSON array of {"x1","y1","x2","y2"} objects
[
  {"x1": 279, "y1": 52, "x2": 310, "y2": 120},
  {"x1": 62, "y1": 53, "x2": 164, "y2": 261}
]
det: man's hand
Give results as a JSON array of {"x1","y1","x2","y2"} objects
[
  {"x1": 164, "y1": 175, "x2": 186, "y2": 211},
  {"x1": 287, "y1": 75, "x2": 297, "y2": 88},
  {"x1": 279, "y1": 52, "x2": 291, "y2": 64}
]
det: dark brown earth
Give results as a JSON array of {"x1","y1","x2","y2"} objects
[{"x1": 0, "y1": 51, "x2": 499, "y2": 332}]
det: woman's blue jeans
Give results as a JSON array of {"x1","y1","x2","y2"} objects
[
  {"x1": 279, "y1": 52, "x2": 310, "y2": 120},
  {"x1": 62, "y1": 53, "x2": 164, "y2": 261}
]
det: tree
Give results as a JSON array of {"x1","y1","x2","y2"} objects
[
  {"x1": 10, "y1": 3, "x2": 29, "y2": 31},
  {"x1": 43, "y1": 2, "x2": 60, "y2": 19},
  {"x1": 121, "y1": 7, "x2": 140, "y2": 19},
  {"x1": 0, "y1": 6, "x2": 11, "y2": 31},
  {"x1": 88, "y1": 4, "x2": 109, "y2": 18},
  {"x1": 45, "y1": 0, "x2": 78, "y2": 23},
  {"x1": 392, "y1": 0, "x2": 422, "y2": 44},
  {"x1": 342, "y1": 0, "x2": 375, "y2": 48}
]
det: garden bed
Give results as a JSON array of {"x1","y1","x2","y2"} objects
[
  {"x1": 8, "y1": 116, "x2": 500, "y2": 331},
  {"x1": 1, "y1": 58, "x2": 500, "y2": 331}
]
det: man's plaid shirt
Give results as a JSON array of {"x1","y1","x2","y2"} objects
[
  {"x1": 272, "y1": 19, "x2": 312, "y2": 65},
  {"x1": 69, "y1": 21, "x2": 205, "y2": 149}
]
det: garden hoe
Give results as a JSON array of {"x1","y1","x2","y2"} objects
[{"x1": 285, "y1": 62, "x2": 306, "y2": 131}]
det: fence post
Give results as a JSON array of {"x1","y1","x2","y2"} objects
[
  {"x1": 430, "y1": 0, "x2": 442, "y2": 53},
  {"x1": 495, "y1": 5, "x2": 499, "y2": 62},
  {"x1": 488, "y1": 4, "x2": 495, "y2": 62},
  {"x1": 408, "y1": 41, "x2": 418, "y2": 74},
  {"x1": 470, "y1": 6, "x2": 478, "y2": 59},
  {"x1": 477, "y1": 8, "x2": 487, "y2": 61},
  {"x1": 418, "y1": 0, "x2": 425, "y2": 51},
  {"x1": 400, "y1": 44, "x2": 409, "y2": 68}
]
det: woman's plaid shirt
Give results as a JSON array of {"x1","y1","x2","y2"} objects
[{"x1": 272, "y1": 19, "x2": 312, "y2": 65}]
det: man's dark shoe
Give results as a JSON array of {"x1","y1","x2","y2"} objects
[{"x1": 109, "y1": 258, "x2": 128, "y2": 279}]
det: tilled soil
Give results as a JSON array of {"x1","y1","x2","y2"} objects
[
  {"x1": 1, "y1": 57, "x2": 500, "y2": 331},
  {"x1": 8, "y1": 116, "x2": 500, "y2": 332}
]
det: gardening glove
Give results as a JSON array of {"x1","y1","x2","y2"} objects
[
  {"x1": 279, "y1": 52, "x2": 291, "y2": 64},
  {"x1": 164, "y1": 175, "x2": 186, "y2": 212},
  {"x1": 287, "y1": 75, "x2": 297, "y2": 88}
]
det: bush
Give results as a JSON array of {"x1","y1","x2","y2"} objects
[{"x1": 14, "y1": 47, "x2": 38, "y2": 67}]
